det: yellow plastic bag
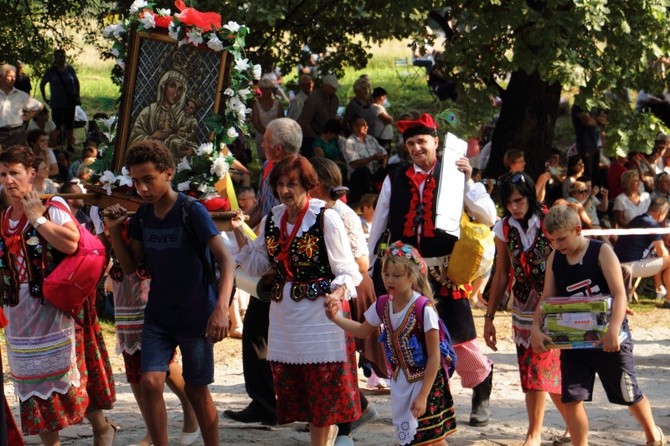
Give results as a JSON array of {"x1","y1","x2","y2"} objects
[{"x1": 446, "y1": 212, "x2": 494, "y2": 285}]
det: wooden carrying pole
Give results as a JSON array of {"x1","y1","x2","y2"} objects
[{"x1": 40, "y1": 192, "x2": 240, "y2": 229}]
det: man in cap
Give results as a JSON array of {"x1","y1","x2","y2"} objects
[
  {"x1": 368, "y1": 113, "x2": 496, "y2": 426},
  {"x1": 0, "y1": 63, "x2": 43, "y2": 148},
  {"x1": 298, "y1": 74, "x2": 340, "y2": 157}
]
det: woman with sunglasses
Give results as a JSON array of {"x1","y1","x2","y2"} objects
[{"x1": 483, "y1": 171, "x2": 570, "y2": 446}]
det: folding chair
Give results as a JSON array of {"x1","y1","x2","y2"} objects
[{"x1": 394, "y1": 57, "x2": 422, "y2": 87}]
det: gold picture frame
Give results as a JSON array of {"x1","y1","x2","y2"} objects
[{"x1": 113, "y1": 28, "x2": 231, "y2": 170}]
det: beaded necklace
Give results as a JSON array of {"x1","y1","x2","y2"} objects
[
  {"x1": 277, "y1": 198, "x2": 310, "y2": 280},
  {"x1": 1, "y1": 207, "x2": 27, "y2": 258}
]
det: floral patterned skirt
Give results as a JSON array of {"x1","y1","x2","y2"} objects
[
  {"x1": 271, "y1": 301, "x2": 361, "y2": 427},
  {"x1": 19, "y1": 297, "x2": 116, "y2": 435},
  {"x1": 410, "y1": 369, "x2": 457, "y2": 445},
  {"x1": 516, "y1": 344, "x2": 561, "y2": 393}
]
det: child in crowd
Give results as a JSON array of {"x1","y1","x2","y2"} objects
[
  {"x1": 531, "y1": 205, "x2": 666, "y2": 446},
  {"x1": 326, "y1": 242, "x2": 456, "y2": 446},
  {"x1": 503, "y1": 149, "x2": 526, "y2": 172},
  {"x1": 96, "y1": 209, "x2": 201, "y2": 446},
  {"x1": 105, "y1": 140, "x2": 236, "y2": 446},
  {"x1": 32, "y1": 155, "x2": 59, "y2": 194},
  {"x1": 26, "y1": 128, "x2": 58, "y2": 176},
  {"x1": 358, "y1": 193, "x2": 377, "y2": 240},
  {"x1": 69, "y1": 142, "x2": 98, "y2": 181}
]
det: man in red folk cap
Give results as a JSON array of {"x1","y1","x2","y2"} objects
[{"x1": 368, "y1": 113, "x2": 496, "y2": 426}]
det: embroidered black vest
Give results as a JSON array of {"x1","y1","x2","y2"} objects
[
  {"x1": 506, "y1": 218, "x2": 552, "y2": 304},
  {"x1": 0, "y1": 213, "x2": 65, "y2": 306},
  {"x1": 387, "y1": 162, "x2": 457, "y2": 258},
  {"x1": 379, "y1": 298, "x2": 428, "y2": 383},
  {"x1": 264, "y1": 207, "x2": 334, "y2": 302}
]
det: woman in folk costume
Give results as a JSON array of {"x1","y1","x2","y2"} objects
[
  {"x1": 367, "y1": 113, "x2": 496, "y2": 427},
  {"x1": 483, "y1": 171, "x2": 570, "y2": 446},
  {"x1": 0, "y1": 146, "x2": 116, "y2": 445},
  {"x1": 232, "y1": 155, "x2": 362, "y2": 445}
]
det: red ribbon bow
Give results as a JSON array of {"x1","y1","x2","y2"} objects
[{"x1": 174, "y1": 0, "x2": 222, "y2": 31}]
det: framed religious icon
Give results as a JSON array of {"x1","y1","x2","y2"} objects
[{"x1": 113, "y1": 28, "x2": 232, "y2": 170}]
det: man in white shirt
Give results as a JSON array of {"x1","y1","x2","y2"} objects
[
  {"x1": 0, "y1": 64, "x2": 43, "y2": 148},
  {"x1": 368, "y1": 113, "x2": 497, "y2": 427}
]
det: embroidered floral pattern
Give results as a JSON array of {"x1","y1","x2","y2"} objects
[
  {"x1": 506, "y1": 222, "x2": 552, "y2": 305},
  {"x1": 264, "y1": 208, "x2": 333, "y2": 302},
  {"x1": 266, "y1": 235, "x2": 279, "y2": 257},
  {"x1": 296, "y1": 234, "x2": 319, "y2": 258}
]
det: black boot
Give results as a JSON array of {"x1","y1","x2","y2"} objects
[{"x1": 469, "y1": 365, "x2": 493, "y2": 426}]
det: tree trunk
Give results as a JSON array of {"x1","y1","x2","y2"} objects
[{"x1": 484, "y1": 70, "x2": 562, "y2": 181}]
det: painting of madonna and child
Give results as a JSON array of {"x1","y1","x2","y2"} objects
[{"x1": 114, "y1": 31, "x2": 230, "y2": 169}]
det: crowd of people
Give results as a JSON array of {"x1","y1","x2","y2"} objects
[{"x1": 1, "y1": 61, "x2": 670, "y2": 446}]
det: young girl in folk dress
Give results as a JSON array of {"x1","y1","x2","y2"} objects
[{"x1": 326, "y1": 242, "x2": 456, "y2": 445}]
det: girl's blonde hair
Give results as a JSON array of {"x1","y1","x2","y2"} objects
[{"x1": 381, "y1": 241, "x2": 433, "y2": 301}]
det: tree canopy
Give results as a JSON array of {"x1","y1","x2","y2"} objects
[
  {"x1": 0, "y1": 0, "x2": 99, "y2": 75},
  {"x1": 6, "y1": 0, "x2": 669, "y2": 180},
  {"x1": 433, "y1": 0, "x2": 670, "y2": 178}
]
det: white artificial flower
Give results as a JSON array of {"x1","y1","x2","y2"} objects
[
  {"x1": 168, "y1": 22, "x2": 180, "y2": 41},
  {"x1": 237, "y1": 87, "x2": 251, "y2": 98},
  {"x1": 210, "y1": 156, "x2": 230, "y2": 178},
  {"x1": 116, "y1": 166, "x2": 133, "y2": 187},
  {"x1": 226, "y1": 127, "x2": 239, "y2": 139},
  {"x1": 139, "y1": 12, "x2": 156, "y2": 29},
  {"x1": 228, "y1": 96, "x2": 244, "y2": 112},
  {"x1": 187, "y1": 28, "x2": 203, "y2": 46},
  {"x1": 157, "y1": 8, "x2": 171, "y2": 16},
  {"x1": 103, "y1": 25, "x2": 115, "y2": 38},
  {"x1": 177, "y1": 181, "x2": 191, "y2": 192},
  {"x1": 225, "y1": 21, "x2": 241, "y2": 33},
  {"x1": 223, "y1": 88, "x2": 235, "y2": 96},
  {"x1": 253, "y1": 64, "x2": 262, "y2": 80},
  {"x1": 207, "y1": 34, "x2": 224, "y2": 52},
  {"x1": 104, "y1": 23, "x2": 126, "y2": 38},
  {"x1": 103, "y1": 116, "x2": 117, "y2": 129},
  {"x1": 177, "y1": 157, "x2": 192, "y2": 173},
  {"x1": 234, "y1": 58, "x2": 250, "y2": 72},
  {"x1": 110, "y1": 48, "x2": 120, "y2": 57},
  {"x1": 114, "y1": 24, "x2": 126, "y2": 38},
  {"x1": 100, "y1": 170, "x2": 117, "y2": 195},
  {"x1": 196, "y1": 142, "x2": 214, "y2": 156},
  {"x1": 197, "y1": 183, "x2": 209, "y2": 193},
  {"x1": 129, "y1": 0, "x2": 148, "y2": 15},
  {"x1": 116, "y1": 59, "x2": 125, "y2": 70}
]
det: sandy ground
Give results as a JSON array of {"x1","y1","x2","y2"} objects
[{"x1": 5, "y1": 305, "x2": 670, "y2": 446}]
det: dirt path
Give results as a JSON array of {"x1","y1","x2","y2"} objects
[{"x1": 7, "y1": 305, "x2": 670, "y2": 445}]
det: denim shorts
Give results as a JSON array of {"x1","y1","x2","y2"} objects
[{"x1": 141, "y1": 323, "x2": 214, "y2": 386}]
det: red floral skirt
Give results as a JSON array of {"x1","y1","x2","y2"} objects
[
  {"x1": 20, "y1": 297, "x2": 116, "y2": 435},
  {"x1": 516, "y1": 344, "x2": 561, "y2": 393},
  {"x1": 271, "y1": 301, "x2": 361, "y2": 427}
]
